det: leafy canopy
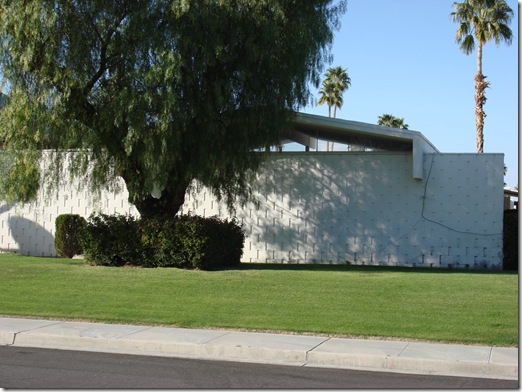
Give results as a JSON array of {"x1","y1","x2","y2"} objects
[{"x1": 0, "y1": 0, "x2": 346, "y2": 217}]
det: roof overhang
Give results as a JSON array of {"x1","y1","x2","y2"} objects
[{"x1": 280, "y1": 112, "x2": 439, "y2": 181}]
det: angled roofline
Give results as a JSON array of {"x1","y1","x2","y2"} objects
[
  {"x1": 289, "y1": 112, "x2": 439, "y2": 152},
  {"x1": 281, "y1": 112, "x2": 439, "y2": 181}
]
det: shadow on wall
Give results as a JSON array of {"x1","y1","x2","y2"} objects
[
  {"x1": 246, "y1": 152, "x2": 502, "y2": 268},
  {"x1": 0, "y1": 213, "x2": 55, "y2": 257},
  {"x1": 255, "y1": 153, "x2": 402, "y2": 264}
]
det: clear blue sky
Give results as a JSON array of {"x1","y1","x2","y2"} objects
[{"x1": 299, "y1": 0, "x2": 518, "y2": 189}]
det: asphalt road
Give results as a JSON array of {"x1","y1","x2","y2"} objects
[{"x1": 0, "y1": 346, "x2": 518, "y2": 389}]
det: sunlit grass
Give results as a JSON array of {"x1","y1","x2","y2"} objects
[{"x1": 0, "y1": 254, "x2": 517, "y2": 346}]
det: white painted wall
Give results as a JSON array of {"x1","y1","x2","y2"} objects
[{"x1": 0, "y1": 152, "x2": 504, "y2": 269}]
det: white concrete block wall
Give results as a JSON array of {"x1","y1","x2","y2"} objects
[
  {"x1": 0, "y1": 181, "x2": 138, "y2": 257},
  {"x1": 182, "y1": 152, "x2": 504, "y2": 269},
  {"x1": 0, "y1": 152, "x2": 504, "y2": 269}
]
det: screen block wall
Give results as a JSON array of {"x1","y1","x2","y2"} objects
[
  {"x1": 0, "y1": 152, "x2": 504, "y2": 269},
  {"x1": 182, "y1": 152, "x2": 504, "y2": 269}
]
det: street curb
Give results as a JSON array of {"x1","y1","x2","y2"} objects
[{"x1": 0, "y1": 317, "x2": 518, "y2": 380}]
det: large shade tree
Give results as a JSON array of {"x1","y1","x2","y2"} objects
[
  {"x1": 0, "y1": 0, "x2": 346, "y2": 219},
  {"x1": 450, "y1": 0, "x2": 513, "y2": 153}
]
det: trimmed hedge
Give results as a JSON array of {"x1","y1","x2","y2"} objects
[
  {"x1": 503, "y1": 209, "x2": 518, "y2": 271},
  {"x1": 80, "y1": 213, "x2": 245, "y2": 270},
  {"x1": 54, "y1": 214, "x2": 86, "y2": 258}
]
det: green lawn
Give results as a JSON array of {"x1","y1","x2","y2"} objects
[{"x1": 0, "y1": 254, "x2": 517, "y2": 347}]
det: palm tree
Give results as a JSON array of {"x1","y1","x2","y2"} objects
[
  {"x1": 317, "y1": 79, "x2": 337, "y2": 118},
  {"x1": 325, "y1": 66, "x2": 351, "y2": 118},
  {"x1": 377, "y1": 114, "x2": 409, "y2": 129},
  {"x1": 450, "y1": 0, "x2": 513, "y2": 153},
  {"x1": 318, "y1": 66, "x2": 351, "y2": 150}
]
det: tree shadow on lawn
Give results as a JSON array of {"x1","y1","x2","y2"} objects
[{"x1": 231, "y1": 262, "x2": 516, "y2": 275}]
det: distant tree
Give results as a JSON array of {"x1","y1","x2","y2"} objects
[
  {"x1": 318, "y1": 79, "x2": 337, "y2": 118},
  {"x1": 325, "y1": 66, "x2": 350, "y2": 118},
  {"x1": 377, "y1": 114, "x2": 409, "y2": 129},
  {"x1": 451, "y1": 0, "x2": 513, "y2": 153},
  {"x1": 318, "y1": 66, "x2": 350, "y2": 150},
  {"x1": 0, "y1": 0, "x2": 346, "y2": 219}
]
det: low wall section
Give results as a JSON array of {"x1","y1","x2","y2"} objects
[{"x1": 0, "y1": 152, "x2": 504, "y2": 269}]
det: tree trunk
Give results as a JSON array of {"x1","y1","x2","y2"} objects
[
  {"x1": 474, "y1": 42, "x2": 489, "y2": 154},
  {"x1": 474, "y1": 72, "x2": 489, "y2": 154},
  {"x1": 132, "y1": 181, "x2": 190, "y2": 220}
]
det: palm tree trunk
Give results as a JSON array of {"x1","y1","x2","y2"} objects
[
  {"x1": 474, "y1": 73, "x2": 489, "y2": 153},
  {"x1": 474, "y1": 42, "x2": 489, "y2": 153},
  {"x1": 326, "y1": 105, "x2": 332, "y2": 151}
]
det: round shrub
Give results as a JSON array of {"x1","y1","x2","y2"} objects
[{"x1": 54, "y1": 214, "x2": 86, "y2": 258}]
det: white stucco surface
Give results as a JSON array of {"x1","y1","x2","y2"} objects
[{"x1": 0, "y1": 152, "x2": 504, "y2": 269}]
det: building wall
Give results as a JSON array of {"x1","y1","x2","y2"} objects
[{"x1": 0, "y1": 152, "x2": 505, "y2": 269}]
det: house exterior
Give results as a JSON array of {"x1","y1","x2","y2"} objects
[{"x1": 0, "y1": 113, "x2": 505, "y2": 268}]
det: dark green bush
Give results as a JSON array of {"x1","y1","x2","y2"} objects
[
  {"x1": 503, "y1": 209, "x2": 518, "y2": 271},
  {"x1": 139, "y1": 215, "x2": 244, "y2": 270},
  {"x1": 195, "y1": 216, "x2": 245, "y2": 270},
  {"x1": 81, "y1": 214, "x2": 141, "y2": 266},
  {"x1": 139, "y1": 216, "x2": 201, "y2": 268},
  {"x1": 82, "y1": 213, "x2": 245, "y2": 270},
  {"x1": 55, "y1": 214, "x2": 87, "y2": 258}
]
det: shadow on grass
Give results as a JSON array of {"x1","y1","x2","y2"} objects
[{"x1": 232, "y1": 262, "x2": 517, "y2": 275}]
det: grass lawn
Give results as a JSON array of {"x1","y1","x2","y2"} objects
[{"x1": 0, "y1": 254, "x2": 517, "y2": 347}]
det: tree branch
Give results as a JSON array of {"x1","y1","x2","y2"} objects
[{"x1": 84, "y1": 12, "x2": 128, "y2": 93}]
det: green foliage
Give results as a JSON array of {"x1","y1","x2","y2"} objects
[
  {"x1": 377, "y1": 114, "x2": 409, "y2": 129},
  {"x1": 318, "y1": 66, "x2": 350, "y2": 119},
  {"x1": 196, "y1": 216, "x2": 245, "y2": 270},
  {"x1": 54, "y1": 214, "x2": 86, "y2": 258},
  {"x1": 503, "y1": 209, "x2": 518, "y2": 271},
  {"x1": 451, "y1": 0, "x2": 514, "y2": 56},
  {"x1": 0, "y1": 151, "x2": 41, "y2": 204},
  {"x1": 81, "y1": 214, "x2": 141, "y2": 267},
  {"x1": 82, "y1": 214, "x2": 245, "y2": 270},
  {"x1": 0, "y1": 0, "x2": 346, "y2": 219},
  {"x1": 139, "y1": 217, "x2": 202, "y2": 269}
]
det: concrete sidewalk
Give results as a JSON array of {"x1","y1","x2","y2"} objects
[{"x1": 0, "y1": 317, "x2": 518, "y2": 380}]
